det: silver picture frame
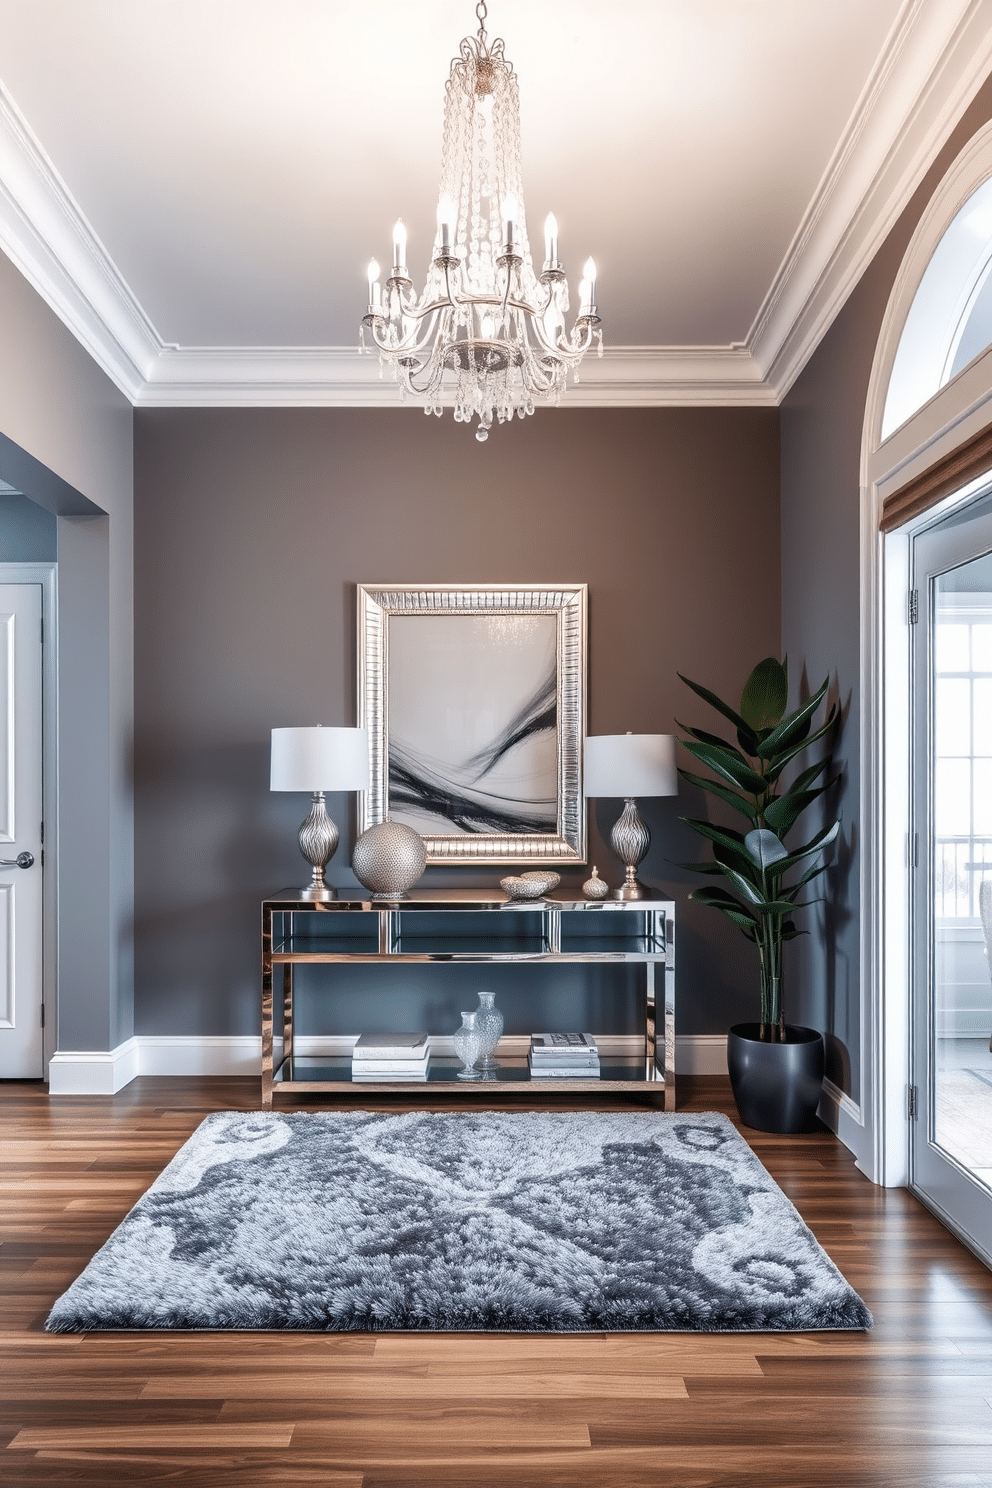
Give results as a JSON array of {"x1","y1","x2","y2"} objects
[{"x1": 357, "y1": 584, "x2": 587, "y2": 864}]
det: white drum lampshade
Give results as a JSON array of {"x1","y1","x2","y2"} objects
[
  {"x1": 584, "y1": 734, "x2": 677, "y2": 800},
  {"x1": 270, "y1": 726, "x2": 370, "y2": 793},
  {"x1": 270, "y1": 727, "x2": 370, "y2": 900},
  {"x1": 584, "y1": 733, "x2": 677, "y2": 900}
]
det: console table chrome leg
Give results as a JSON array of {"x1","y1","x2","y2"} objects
[
  {"x1": 261, "y1": 905, "x2": 274, "y2": 1108},
  {"x1": 644, "y1": 958, "x2": 657, "y2": 1084},
  {"x1": 663, "y1": 926, "x2": 676, "y2": 1110},
  {"x1": 283, "y1": 961, "x2": 294, "y2": 1071}
]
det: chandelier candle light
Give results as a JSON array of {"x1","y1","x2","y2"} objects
[{"x1": 361, "y1": 0, "x2": 602, "y2": 441}]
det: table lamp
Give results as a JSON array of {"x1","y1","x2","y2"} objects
[
  {"x1": 584, "y1": 733, "x2": 678, "y2": 900},
  {"x1": 270, "y1": 726, "x2": 370, "y2": 900}
]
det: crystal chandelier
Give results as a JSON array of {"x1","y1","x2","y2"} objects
[{"x1": 361, "y1": 0, "x2": 602, "y2": 442}]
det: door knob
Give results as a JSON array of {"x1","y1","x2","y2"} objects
[{"x1": 0, "y1": 851, "x2": 34, "y2": 869}]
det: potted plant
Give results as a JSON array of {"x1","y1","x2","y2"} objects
[{"x1": 677, "y1": 657, "x2": 840, "y2": 1132}]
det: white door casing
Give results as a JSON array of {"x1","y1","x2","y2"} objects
[{"x1": 0, "y1": 583, "x2": 43, "y2": 1078}]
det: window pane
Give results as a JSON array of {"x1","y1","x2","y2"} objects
[
  {"x1": 936, "y1": 677, "x2": 971, "y2": 756},
  {"x1": 935, "y1": 620, "x2": 970, "y2": 672},
  {"x1": 975, "y1": 678, "x2": 992, "y2": 755},
  {"x1": 974, "y1": 759, "x2": 992, "y2": 835},
  {"x1": 972, "y1": 622, "x2": 992, "y2": 671},
  {"x1": 935, "y1": 757, "x2": 971, "y2": 836}
]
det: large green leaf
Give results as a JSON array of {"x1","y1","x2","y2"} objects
[
  {"x1": 689, "y1": 887, "x2": 760, "y2": 938},
  {"x1": 680, "y1": 819, "x2": 758, "y2": 881},
  {"x1": 755, "y1": 678, "x2": 829, "y2": 760},
  {"x1": 681, "y1": 740, "x2": 768, "y2": 795},
  {"x1": 677, "y1": 768, "x2": 758, "y2": 823},
  {"x1": 763, "y1": 706, "x2": 839, "y2": 778},
  {"x1": 677, "y1": 720, "x2": 743, "y2": 754},
  {"x1": 678, "y1": 673, "x2": 759, "y2": 755},
  {"x1": 744, "y1": 828, "x2": 788, "y2": 870},
  {"x1": 763, "y1": 786, "x2": 825, "y2": 837},
  {"x1": 714, "y1": 841, "x2": 764, "y2": 883},
  {"x1": 739, "y1": 657, "x2": 789, "y2": 731},
  {"x1": 773, "y1": 819, "x2": 841, "y2": 874}
]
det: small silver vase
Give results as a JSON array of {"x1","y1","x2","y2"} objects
[
  {"x1": 475, "y1": 990, "x2": 503, "y2": 1071},
  {"x1": 452, "y1": 1009, "x2": 482, "y2": 1080}
]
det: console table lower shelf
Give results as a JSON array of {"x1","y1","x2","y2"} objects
[{"x1": 260, "y1": 888, "x2": 676, "y2": 1108}]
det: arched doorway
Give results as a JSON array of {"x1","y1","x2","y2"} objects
[{"x1": 864, "y1": 121, "x2": 992, "y2": 1264}]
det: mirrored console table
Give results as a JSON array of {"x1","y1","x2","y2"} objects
[{"x1": 260, "y1": 888, "x2": 675, "y2": 1108}]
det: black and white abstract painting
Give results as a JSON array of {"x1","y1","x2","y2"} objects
[
  {"x1": 388, "y1": 613, "x2": 557, "y2": 835},
  {"x1": 358, "y1": 586, "x2": 586, "y2": 864}
]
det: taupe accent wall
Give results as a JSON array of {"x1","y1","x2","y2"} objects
[{"x1": 134, "y1": 406, "x2": 779, "y2": 1040}]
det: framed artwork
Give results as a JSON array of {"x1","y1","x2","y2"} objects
[{"x1": 357, "y1": 585, "x2": 587, "y2": 864}]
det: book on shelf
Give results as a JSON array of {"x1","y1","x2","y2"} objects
[
  {"x1": 530, "y1": 1032, "x2": 598, "y2": 1055},
  {"x1": 528, "y1": 1061, "x2": 601, "y2": 1079},
  {"x1": 351, "y1": 1068, "x2": 429, "y2": 1082},
  {"x1": 351, "y1": 1052, "x2": 430, "y2": 1075},
  {"x1": 529, "y1": 1033, "x2": 600, "y2": 1068},
  {"x1": 352, "y1": 1032, "x2": 429, "y2": 1060}
]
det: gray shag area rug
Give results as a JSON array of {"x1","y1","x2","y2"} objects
[{"x1": 46, "y1": 1109, "x2": 872, "y2": 1334}]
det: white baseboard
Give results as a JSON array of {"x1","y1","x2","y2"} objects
[
  {"x1": 674, "y1": 1034, "x2": 727, "y2": 1076},
  {"x1": 818, "y1": 1077, "x2": 864, "y2": 1153},
  {"x1": 48, "y1": 1037, "x2": 140, "y2": 1095},
  {"x1": 46, "y1": 1033, "x2": 730, "y2": 1091}
]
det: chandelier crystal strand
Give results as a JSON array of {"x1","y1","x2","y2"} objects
[{"x1": 362, "y1": 0, "x2": 601, "y2": 441}]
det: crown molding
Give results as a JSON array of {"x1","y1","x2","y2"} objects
[
  {"x1": 754, "y1": 0, "x2": 992, "y2": 400},
  {"x1": 1, "y1": 3, "x2": 991, "y2": 409},
  {"x1": 0, "y1": 82, "x2": 167, "y2": 403},
  {"x1": 135, "y1": 344, "x2": 776, "y2": 408}
]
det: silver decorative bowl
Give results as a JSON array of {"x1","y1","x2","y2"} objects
[
  {"x1": 352, "y1": 821, "x2": 427, "y2": 899},
  {"x1": 500, "y1": 870, "x2": 561, "y2": 900}
]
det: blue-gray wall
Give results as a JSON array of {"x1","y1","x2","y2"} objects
[
  {"x1": 0, "y1": 491, "x2": 57, "y2": 561},
  {"x1": 0, "y1": 250, "x2": 134, "y2": 1054}
]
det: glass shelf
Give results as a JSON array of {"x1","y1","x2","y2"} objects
[{"x1": 274, "y1": 1055, "x2": 654, "y2": 1087}]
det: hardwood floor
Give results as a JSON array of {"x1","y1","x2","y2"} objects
[{"x1": 2, "y1": 1075, "x2": 992, "y2": 1487}]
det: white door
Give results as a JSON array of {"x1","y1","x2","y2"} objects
[
  {"x1": 912, "y1": 508, "x2": 992, "y2": 1265},
  {"x1": 0, "y1": 583, "x2": 43, "y2": 1078}
]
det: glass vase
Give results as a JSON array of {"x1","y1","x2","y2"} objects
[
  {"x1": 475, "y1": 990, "x2": 504, "y2": 1071},
  {"x1": 452, "y1": 1009, "x2": 482, "y2": 1080}
]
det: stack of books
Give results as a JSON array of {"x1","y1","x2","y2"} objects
[
  {"x1": 351, "y1": 1032, "x2": 430, "y2": 1082},
  {"x1": 528, "y1": 1032, "x2": 600, "y2": 1079}
]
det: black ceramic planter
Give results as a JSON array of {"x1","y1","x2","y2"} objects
[{"x1": 727, "y1": 1023, "x2": 825, "y2": 1133}]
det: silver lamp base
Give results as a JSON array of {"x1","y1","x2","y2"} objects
[
  {"x1": 296, "y1": 791, "x2": 340, "y2": 900},
  {"x1": 609, "y1": 797, "x2": 650, "y2": 901}
]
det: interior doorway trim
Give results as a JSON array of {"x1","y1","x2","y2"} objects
[{"x1": 0, "y1": 562, "x2": 57, "y2": 1073}]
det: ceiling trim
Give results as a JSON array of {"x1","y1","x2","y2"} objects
[
  {"x1": 136, "y1": 345, "x2": 776, "y2": 408},
  {"x1": 1, "y1": 4, "x2": 991, "y2": 410}
]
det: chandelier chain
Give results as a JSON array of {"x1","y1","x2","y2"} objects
[{"x1": 476, "y1": 0, "x2": 487, "y2": 44}]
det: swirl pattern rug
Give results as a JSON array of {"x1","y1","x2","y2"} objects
[{"x1": 46, "y1": 1110, "x2": 872, "y2": 1333}]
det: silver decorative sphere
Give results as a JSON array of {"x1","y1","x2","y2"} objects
[{"x1": 352, "y1": 820, "x2": 427, "y2": 898}]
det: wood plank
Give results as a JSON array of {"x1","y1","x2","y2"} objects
[
  {"x1": 141, "y1": 1369, "x2": 688, "y2": 1400},
  {"x1": 8, "y1": 1423, "x2": 295, "y2": 1449}
]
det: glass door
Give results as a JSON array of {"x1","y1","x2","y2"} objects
[{"x1": 912, "y1": 501, "x2": 992, "y2": 1266}]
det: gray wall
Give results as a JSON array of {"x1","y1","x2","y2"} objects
[
  {"x1": 133, "y1": 406, "x2": 779, "y2": 1040},
  {"x1": 0, "y1": 251, "x2": 134, "y2": 1052},
  {"x1": 0, "y1": 491, "x2": 57, "y2": 561},
  {"x1": 780, "y1": 76, "x2": 992, "y2": 1102}
]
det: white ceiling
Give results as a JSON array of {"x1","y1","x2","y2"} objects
[{"x1": 1, "y1": 0, "x2": 991, "y2": 406}]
